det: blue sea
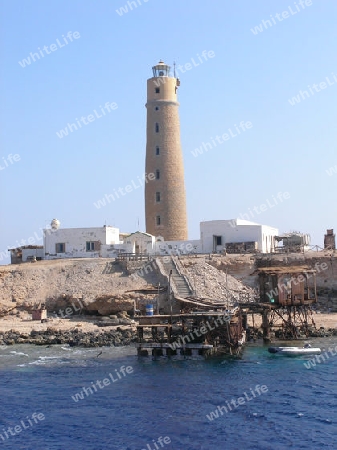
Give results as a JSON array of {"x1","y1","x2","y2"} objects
[{"x1": 0, "y1": 338, "x2": 336, "y2": 450}]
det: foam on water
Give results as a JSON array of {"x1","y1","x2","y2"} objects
[{"x1": 0, "y1": 339, "x2": 336, "y2": 449}]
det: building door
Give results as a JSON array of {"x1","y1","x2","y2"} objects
[{"x1": 213, "y1": 235, "x2": 222, "y2": 252}]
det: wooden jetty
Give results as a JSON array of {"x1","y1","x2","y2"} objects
[{"x1": 136, "y1": 308, "x2": 245, "y2": 358}]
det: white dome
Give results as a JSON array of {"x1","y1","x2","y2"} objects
[{"x1": 51, "y1": 219, "x2": 60, "y2": 230}]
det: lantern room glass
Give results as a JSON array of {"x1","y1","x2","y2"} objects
[{"x1": 152, "y1": 61, "x2": 170, "y2": 77}]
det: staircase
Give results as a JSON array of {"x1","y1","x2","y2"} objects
[{"x1": 160, "y1": 256, "x2": 193, "y2": 298}]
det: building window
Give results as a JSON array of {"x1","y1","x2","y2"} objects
[
  {"x1": 155, "y1": 88, "x2": 160, "y2": 94},
  {"x1": 55, "y1": 243, "x2": 65, "y2": 253},
  {"x1": 155, "y1": 106, "x2": 159, "y2": 111},
  {"x1": 156, "y1": 146, "x2": 160, "y2": 155},
  {"x1": 216, "y1": 236, "x2": 222, "y2": 245},
  {"x1": 156, "y1": 169, "x2": 160, "y2": 179},
  {"x1": 155, "y1": 123, "x2": 159, "y2": 133},
  {"x1": 86, "y1": 241, "x2": 95, "y2": 252},
  {"x1": 156, "y1": 192, "x2": 161, "y2": 202},
  {"x1": 156, "y1": 216, "x2": 161, "y2": 226}
]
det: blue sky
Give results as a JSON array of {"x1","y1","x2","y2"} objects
[{"x1": 1, "y1": 0, "x2": 336, "y2": 263}]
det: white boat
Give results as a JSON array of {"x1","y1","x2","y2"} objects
[{"x1": 268, "y1": 344, "x2": 321, "y2": 356}]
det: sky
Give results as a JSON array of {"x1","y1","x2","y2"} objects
[{"x1": 1, "y1": 0, "x2": 337, "y2": 264}]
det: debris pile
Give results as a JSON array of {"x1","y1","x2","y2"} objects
[{"x1": 182, "y1": 261, "x2": 256, "y2": 304}]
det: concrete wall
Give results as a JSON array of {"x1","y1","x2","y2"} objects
[
  {"x1": 22, "y1": 248, "x2": 44, "y2": 262},
  {"x1": 44, "y1": 226, "x2": 120, "y2": 259},
  {"x1": 155, "y1": 239, "x2": 201, "y2": 255},
  {"x1": 261, "y1": 225, "x2": 279, "y2": 253},
  {"x1": 124, "y1": 232, "x2": 155, "y2": 254},
  {"x1": 200, "y1": 219, "x2": 278, "y2": 253},
  {"x1": 105, "y1": 227, "x2": 120, "y2": 244}
]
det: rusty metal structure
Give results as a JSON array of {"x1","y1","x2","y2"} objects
[
  {"x1": 136, "y1": 306, "x2": 245, "y2": 358},
  {"x1": 225, "y1": 241, "x2": 258, "y2": 254},
  {"x1": 31, "y1": 302, "x2": 47, "y2": 321},
  {"x1": 241, "y1": 265, "x2": 318, "y2": 340}
]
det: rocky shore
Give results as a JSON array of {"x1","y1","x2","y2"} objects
[
  {"x1": 247, "y1": 326, "x2": 337, "y2": 341},
  {"x1": 0, "y1": 327, "x2": 138, "y2": 347},
  {"x1": 2, "y1": 325, "x2": 336, "y2": 348},
  {"x1": 1, "y1": 314, "x2": 336, "y2": 348}
]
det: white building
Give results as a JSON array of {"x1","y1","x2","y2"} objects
[
  {"x1": 200, "y1": 219, "x2": 278, "y2": 254},
  {"x1": 44, "y1": 225, "x2": 120, "y2": 259},
  {"x1": 41, "y1": 218, "x2": 278, "y2": 262},
  {"x1": 123, "y1": 231, "x2": 156, "y2": 254}
]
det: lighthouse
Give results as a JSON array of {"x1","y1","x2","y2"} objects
[{"x1": 145, "y1": 61, "x2": 188, "y2": 241}]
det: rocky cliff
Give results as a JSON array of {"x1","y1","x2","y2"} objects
[{"x1": 1, "y1": 252, "x2": 336, "y2": 317}]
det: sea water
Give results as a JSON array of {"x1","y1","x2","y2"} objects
[{"x1": 0, "y1": 338, "x2": 336, "y2": 450}]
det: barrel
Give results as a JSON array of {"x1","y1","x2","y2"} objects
[{"x1": 145, "y1": 304, "x2": 154, "y2": 316}]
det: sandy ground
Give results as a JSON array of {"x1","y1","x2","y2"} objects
[
  {"x1": 0, "y1": 313, "x2": 336, "y2": 334},
  {"x1": 247, "y1": 312, "x2": 337, "y2": 329},
  {"x1": 0, "y1": 316, "x2": 135, "y2": 334}
]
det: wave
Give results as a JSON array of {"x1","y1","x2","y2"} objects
[{"x1": 10, "y1": 351, "x2": 29, "y2": 357}]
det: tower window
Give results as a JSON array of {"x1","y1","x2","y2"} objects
[
  {"x1": 156, "y1": 170, "x2": 160, "y2": 179},
  {"x1": 156, "y1": 192, "x2": 161, "y2": 202},
  {"x1": 156, "y1": 146, "x2": 160, "y2": 155},
  {"x1": 155, "y1": 88, "x2": 160, "y2": 94},
  {"x1": 155, "y1": 123, "x2": 159, "y2": 133},
  {"x1": 156, "y1": 216, "x2": 161, "y2": 225}
]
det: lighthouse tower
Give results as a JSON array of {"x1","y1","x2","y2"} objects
[{"x1": 145, "y1": 61, "x2": 188, "y2": 241}]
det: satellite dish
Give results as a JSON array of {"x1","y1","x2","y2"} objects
[{"x1": 51, "y1": 219, "x2": 60, "y2": 230}]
